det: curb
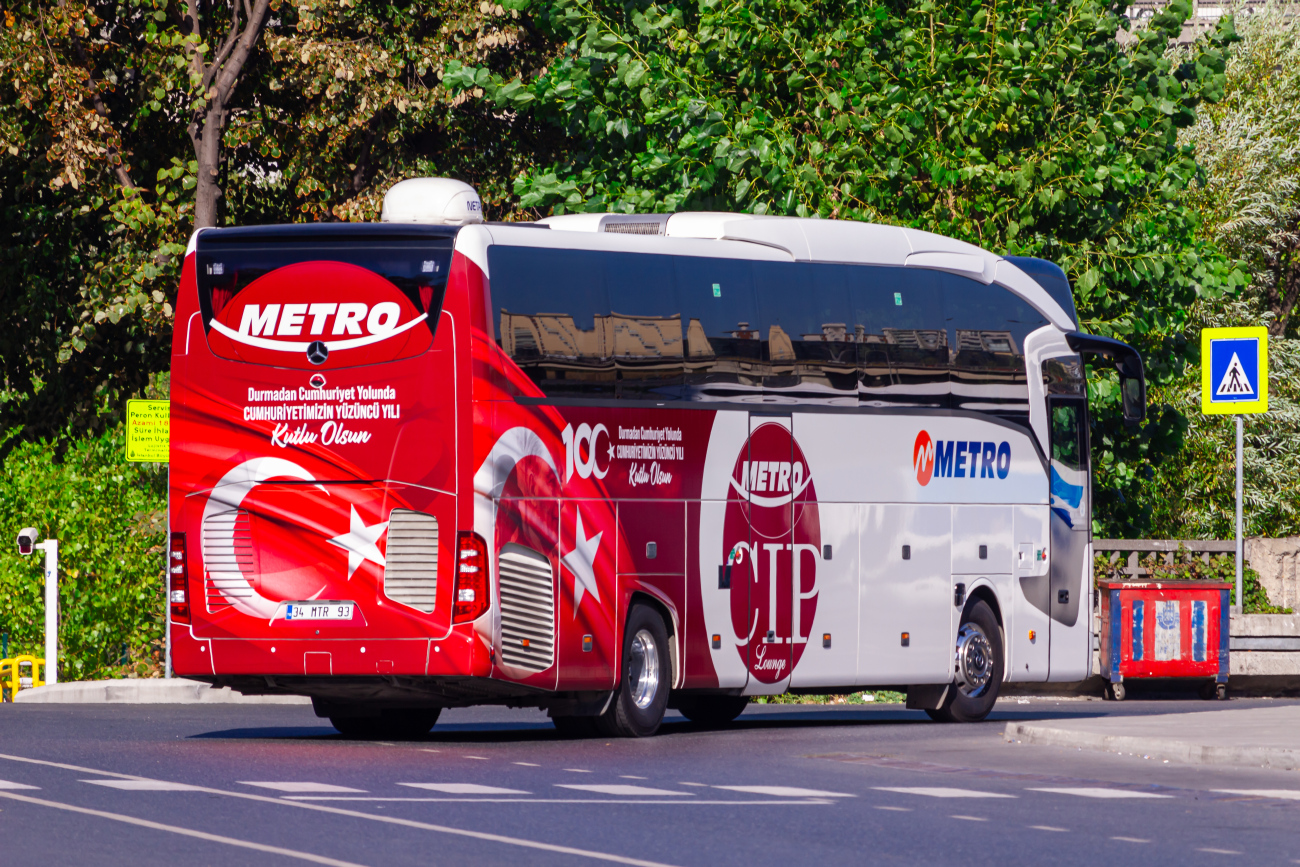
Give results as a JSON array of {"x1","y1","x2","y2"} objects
[
  {"x1": 1003, "y1": 721, "x2": 1300, "y2": 771},
  {"x1": 12, "y1": 678, "x2": 310, "y2": 705}
]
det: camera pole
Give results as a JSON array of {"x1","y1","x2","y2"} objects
[{"x1": 41, "y1": 540, "x2": 58, "y2": 685}]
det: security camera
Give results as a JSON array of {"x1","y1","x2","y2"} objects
[{"x1": 16, "y1": 528, "x2": 39, "y2": 556}]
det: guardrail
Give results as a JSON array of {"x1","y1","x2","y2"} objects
[{"x1": 0, "y1": 656, "x2": 45, "y2": 702}]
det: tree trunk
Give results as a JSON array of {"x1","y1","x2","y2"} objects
[{"x1": 185, "y1": 0, "x2": 273, "y2": 229}]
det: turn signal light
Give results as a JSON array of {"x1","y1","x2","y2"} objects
[
  {"x1": 169, "y1": 533, "x2": 191, "y2": 624},
  {"x1": 453, "y1": 531, "x2": 489, "y2": 623}
]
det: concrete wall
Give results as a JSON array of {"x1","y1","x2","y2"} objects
[{"x1": 1247, "y1": 536, "x2": 1300, "y2": 611}]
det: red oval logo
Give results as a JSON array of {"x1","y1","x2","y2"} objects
[
  {"x1": 913, "y1": 430, "x2": 934, "y2": 486},
  {"x1": 722, "y1": 422, "x2": 821, "y2": 684}
]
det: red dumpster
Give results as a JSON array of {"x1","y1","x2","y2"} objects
[{"x1": 1098, "y1": 579, "x2": 1231, "y2": 701}]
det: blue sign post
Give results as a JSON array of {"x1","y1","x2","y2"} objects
[{"x1": 1201, "y1": 327, "x2": 1269, "y2": 613}]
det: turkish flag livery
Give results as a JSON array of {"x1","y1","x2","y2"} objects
[{"x1": 206, "y1": 261, "x2": 433, "y2": 369}]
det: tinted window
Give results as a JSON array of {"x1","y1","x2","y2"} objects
[
  {"x1": 1050, "y1": 403, "x2": 1087, "y2": 472},
  {"x1": 487, "y1": 246, "x2": 1047, "y2": 416}
]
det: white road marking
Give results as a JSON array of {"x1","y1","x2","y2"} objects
[
  {"x1": 463, "y1": 756, "x2": 489, "y2": 761},
  {"x1": 619, "y1": 775, "x2": 648, "y2": 780},
  {"x1": 513, "y1": 762, "x2": 540, "y2": 767},
  {"x1": 0, "y1": 790, "x2": 365, "y2": 867},
  {"x1": 1214, "y1": 789, "x2": 1300, "y2": 800},
  {"x1": 1029, "y1": 787, "x2": 1172, "y2": 800},
  {"x1": 399, "y1": 783, "x2": 530, "y2": 795},
  {"x1": 1197, "y1": 849, "x2": 1241, "y2": 856},
  {"x1": 564, "y1": 768, "x2": 593, "y2": 773},
  {"x1": 82, "y1": 779, "x2": 202, "y2": 791},
  {"x1": 0, "y1": 780, "x2": 39, "y2": 790},
  {"x1": 0, "y1": 752, "x2": 684, "y2": 867},
  {"x1": 714, "y1": 785, "x2": 854, "y2": 798},
  {"x1": 558, "y1": 784, "x2": 692, "y2": 797},
  {"x1": 874, "y1": 806, "x2": 911, "y2": 812},
  {"x1": 284, "y1": 797, "x2": 827, "y2": 805},
  {"x1": 1030, "y1": 825, "x2": 1068, "y2": 832},
  {"x1": 872, "y1": 787, "x2": 1014, "y2": 799},
  {"x1": 678, "y1": 782, "x2": 707, "y2": 787},
  {"x1": 239, "y1": 782, "x2": 367, "y2": 793},
  {"x1": 951, "y1": 815, "x2": 988, "y2": 822},
  {"x1": 1111, "y1": 837, "x2": 1150, "y2": 844}
]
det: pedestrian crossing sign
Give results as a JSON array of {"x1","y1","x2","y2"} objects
[{"x1": 1201, "y1": 326, "x2": 1268, "y2": 414}]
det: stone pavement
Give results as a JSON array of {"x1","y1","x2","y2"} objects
[{"x1": 1005, "y1": 703, "x2": 1300, "y2": 770}]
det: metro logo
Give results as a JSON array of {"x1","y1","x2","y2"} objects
[
  {"x1": 206, "y1": 261, "x2": 433, "y2": 370},
  {"x1": 913, "y1": 430, "x2": 1011, "y2": 485},
  {"x1": 237, "y1": 302, "x2": 404, "y2": 338}
]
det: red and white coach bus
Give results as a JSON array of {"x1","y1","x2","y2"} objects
[{"x1": 168, "y1": 177, "x2": 1146, "y2": 737}]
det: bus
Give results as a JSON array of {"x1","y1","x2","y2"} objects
[{"x1": 168, "y1": 177, "x2": 1146, "y2": 737}]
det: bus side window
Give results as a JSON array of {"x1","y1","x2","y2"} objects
[
  {"x1": 945, "y1": 276, "x2": 1047, "y2": 418},
  {"x1": 752, "y1": 261, "x2": 858, "y2": 399},
  {"x1": 853, "y1": 266, "x2": 949, "y2": 406},
  {"x1": 604, "y1": 252, "x2": 685, "y2": 401},
  {"x1": 1049, "y1": 403, "x2": 1086, "y2": 472},
  {"x1": 677, "y1": 256, "x2": 760, "y2": 400}
]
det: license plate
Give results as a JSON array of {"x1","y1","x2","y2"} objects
[{"x1": 284, "y1": 602, "x2": 355, "y2": 621}]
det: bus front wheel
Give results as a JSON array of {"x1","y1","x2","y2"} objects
[
  {"x1": 597, "y1": 604, "x2": 671, "y2": 737},
  {"x1": 926, "y1": 600, "x2": 1004, "y2": 723}
]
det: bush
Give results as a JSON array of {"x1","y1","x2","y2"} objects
[
  {"x1": 1094, "y1": 546, "x2": 1291, "y2": 614},
  {"x1": 0, "y1": 426, "x2": 167, "y2": 679}
]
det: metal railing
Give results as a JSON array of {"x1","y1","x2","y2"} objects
[
  {"x1": 1093, "y1": 539, "x2": 1236, "y2": 579},
  {"x1": 0, "y1": 656, "x2": 45, "y2": 702}
]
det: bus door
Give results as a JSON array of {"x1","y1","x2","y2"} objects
[
  {"x1": 1047, "y1": 396, "x2": 1091, "y2": 679},
  {"x1": 741, "y1": 413, "x2": 796, "y2": 693}
]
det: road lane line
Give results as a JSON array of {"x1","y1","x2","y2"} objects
[
  {"x1": 713, "y1": 785, "x2": 854, "y2": 798},
  {"x1": 872, "y1": 787, "x2": 1014, "y2": 799},
  {"x1": 950, "y1": 815, "x2": 988, "y2": 822},
  {"x1": 557, "y1": 784, "x2": 691, "y2": 797},
  {"x1": 398, "y1": 783, "x2": 530, "y2": 795},
  {"x1": 873, "y1": 806, "x2": 911, "y2": 812},
  {"x1": 1213, "y1": 789, "x2": 1300, "y2": 800},
  {"x1": 619, "y1": 776, "x2": 648, "y2": 780},
  {"x1": 83, "y1": 780, "x2": 202, "y2": 791},
  {"x1": 1028, "y1": 787, "x2": 1172, "y2": 800},
  {"x1": 0, "y1": 780, "x2": 39, "y2": 790},
  {"x1": 1197, "y1": 849, "x2": 1241, "y2": 856},
  {"x1": 282, "y1": 797, "x2": 831, "y2": 805},
  {"x1": 0, "y1": 752, "x2": 681, "y2": 867},
  {"x1": 1111, "y1": 837, "x2": 1150, "y2": 844},
  {"x1": 1029, "y1": 825, "x2": 1068, "y2": 832},
  {"x1": 513, "y1": 762, "x2": 540, "y2": 767},
  {"x1": 240, "y1": 782, "x2": 367, "y2": 793},
  {"x1": 0, "y1": 790, "x2": 366, "y2": 867}
]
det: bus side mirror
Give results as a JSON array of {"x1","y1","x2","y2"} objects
[{"x1": 1120, "y1": 371, "x2": 1145, "y2": 427}]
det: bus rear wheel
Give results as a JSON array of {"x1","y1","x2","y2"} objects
[
  {"x1": 596, "y1": 604, "x2": 670, "y2": 737},
  {"x1": 330, "y1": 708, "x2": 441, "y2": 739},
  {"x1": 926, "y1": 599, "x2": 1003, "y2": 723},
  {"x1": 675, "y1": 695, "x2": 750, "y2": 727}
]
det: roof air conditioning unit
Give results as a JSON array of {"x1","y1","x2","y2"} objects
[{"x1": 380, "y1": 178, "x2": 484, "y2": 225}]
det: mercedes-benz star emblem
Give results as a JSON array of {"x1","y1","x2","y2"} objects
[
  {"x1": 306, "y1": 341, "x2": 329, "y2": 365},
  {"x1": 308, "y1": 373, "x2": 327, "y2": 389}
]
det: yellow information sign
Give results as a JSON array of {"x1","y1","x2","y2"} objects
[{"x1": 126, "y1": 399, "x2": 170, "y2": 462}]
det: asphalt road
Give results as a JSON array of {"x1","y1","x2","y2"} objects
[{"x1": 1, "y1": 697, "x2": 1298, "y2": 866}]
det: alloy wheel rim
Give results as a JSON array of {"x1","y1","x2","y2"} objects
[
  {"x1": 628, "y1": 628, "x2": 660, "y2": 710},
  {"x1": 954, "y1": 622, "x2": 994, "y2": 698}
]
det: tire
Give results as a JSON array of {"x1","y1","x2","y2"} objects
[
  {"x1": 1103, "y1": 682, "x2": 1127, "y2": 702},
  {"x1": 675, "y1": 695, "x2": 750, "y2": 727},
  {"x1": 596, "y1": 604, "x2": 671, "y2": 737},
  {"x1": 330, "y1": 707, "x2": 441, "y2": 739},
  {"x1": 926, "y1": 600, "x2": 1004, "y2": 723},
  {"x1": 551, "y1": 715, "x2": 600, "y2": 738}
]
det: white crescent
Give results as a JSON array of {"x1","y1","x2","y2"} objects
[{"x1": 200, "y1": 457, "x2": 325, "y2": 620}]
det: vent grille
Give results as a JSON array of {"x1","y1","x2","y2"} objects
[
  {"x1": 202, "y1": 509, "x2": 255, "y2": 611},
  {"x1": 498, "y1": 544, "x2": 555, "y2": 673},
  {"x1": 599, "y1": 214, "x2": 669, "y2": 235},
  {"x1": 383, "y1": 509, "x2": 439, "y2": 613}
]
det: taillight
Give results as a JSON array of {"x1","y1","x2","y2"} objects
[
  {"x1": 453, "y1": 531, "x2": 489, "y2": 623},
  {"x1": 169, "y1": 533, "x2": 191, "y2": 624}
]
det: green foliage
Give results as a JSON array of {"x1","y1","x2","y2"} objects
[
  {"x1": 0, "y1": 0, "x2": 556, "y2": 446},
  {"x1": 753, "y1": 690, "x2": 906, "y2": 705},
  {"x1": 448, "y1": 0, "x2": 1251, "y2": 536},
  {"x1": 0, "y1": 425, "x2": 167, "y2": 679}
]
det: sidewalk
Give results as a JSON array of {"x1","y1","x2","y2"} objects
[
  {"x1": 12, "y1": 678, "x2": 309, "y2": 705},
  {"x1": 1004, "y1": 704, "x2": 1300, "y2": 770}
]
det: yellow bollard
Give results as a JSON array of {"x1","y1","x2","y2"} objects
[{"x1": 0, "y1": 656, "x2": 45, "y2": 701}]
